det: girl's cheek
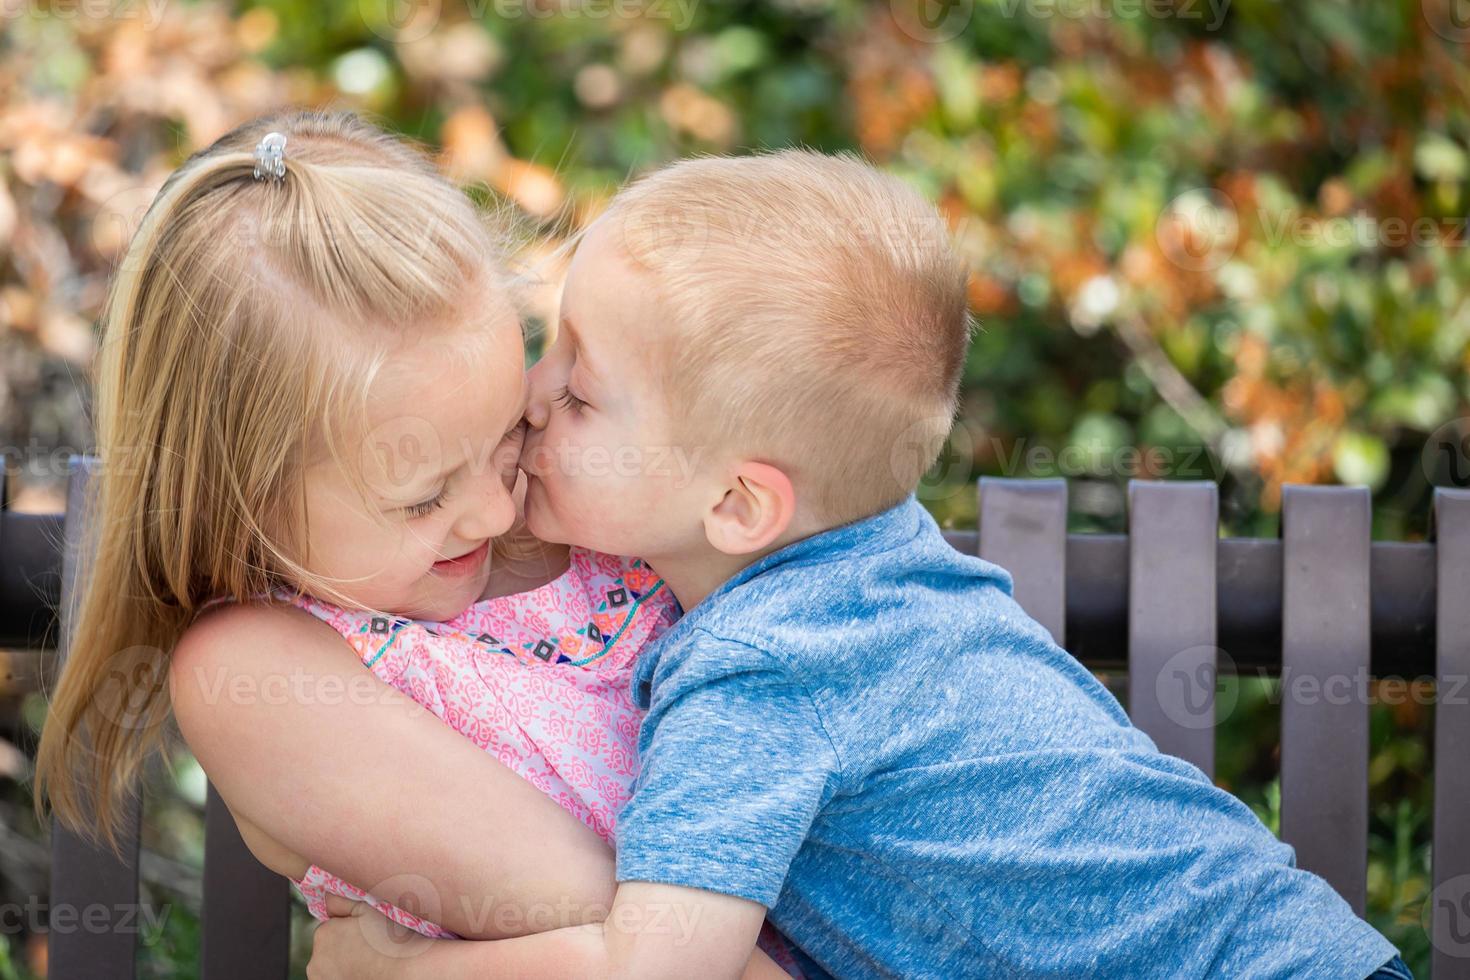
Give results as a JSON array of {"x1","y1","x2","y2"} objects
[{"x1": 397, "y1": 519, "x2": 441, "y2": 559}]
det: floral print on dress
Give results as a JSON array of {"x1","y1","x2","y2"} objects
[
  {"x1": 279, "y1": 546, "x2": 677, "y2": 938},
  {"x1": 267, "y1": 547, "x2": 805, "y2": 976}
]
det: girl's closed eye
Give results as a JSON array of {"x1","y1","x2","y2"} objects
[
  {"x1": 403, "y1": 485, "x2": 450, "y2": 519},
  {"x1": 554, "y1": 385, "x2": 588, "y2": 414}
]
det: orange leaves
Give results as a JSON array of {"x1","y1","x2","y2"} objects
[
  {"x1": 0, "y1": 3, "x2": 302, "y2": 378},
  {"x1": 846, "y1": 10, "x2": 938, "y2": 159},
  {"x1": 1, "y1": 104, "x2": 118, "y2": 189},
  {"x1": 967, "y1": 272, "x2": 1014, "y2": 317},
  {"x1": 234, "y1": 7, "x2": 279, "y2": 54},
  {"x1": 440, "y1": 104, "x2": 509, "y2": 184},
  {"x1": 496, "y1": 158, "x2": 564, "y2": 220},
  {"x1": 397, "y1": 22, "x2": 502, "y2": 87},
  {"x1": 439, "y1": 105, "x2": 565, "y2": 219},
  {"x1": 1222, "y1": 334, "x2": 1349, "y2": 508},
  {"x1": 658, "y1": 82, "x2": 737, "y2": 147},
  {"x1": 0, "y1": 285, "x2": 94, "y2": 363},
  {"x1": 979, "y1": 64, "x2": 1023, "y2": 104},
  {"x1": 851, "y1": 64, "x2": 935, "y2": 158}
]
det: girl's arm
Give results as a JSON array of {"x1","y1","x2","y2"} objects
[
  {"x1": 307, "y1": 902, "x2": 796, "y2": 980},
  {"x1": 169, "y1": 600, "x2": 616, "y2": 940}
]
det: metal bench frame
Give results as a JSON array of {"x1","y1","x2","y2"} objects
[{"x1": 7, "y1": 458, "x2": 1467, "y2": 978}]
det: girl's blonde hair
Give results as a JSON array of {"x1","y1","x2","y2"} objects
[{"x1": 33, "y1": 108, "x2": 516, "y2": 852}]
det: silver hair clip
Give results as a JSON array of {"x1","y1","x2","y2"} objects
[{"x1": 253, "y1": 132, "x2": 287, "y2": 182}]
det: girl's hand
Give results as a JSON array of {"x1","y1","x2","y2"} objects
[
  {"x1": 322, "y1": 894, "x2": 362, "y2": 918},
  {"x1": 307, "y1": 901, "x2": 434, "y2": 980}
]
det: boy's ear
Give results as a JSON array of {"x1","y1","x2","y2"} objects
[{"x1": 703, "y1": 461, "x2": 796, "y2": 557}]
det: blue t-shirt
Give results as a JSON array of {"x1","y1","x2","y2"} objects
[{"x1": 614, "y1": 493, "x2": 1398, "y2": 978}]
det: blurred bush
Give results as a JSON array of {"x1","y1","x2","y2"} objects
[{"x1": 1, "y1": 0, "x2": 1465, "y2": 975}]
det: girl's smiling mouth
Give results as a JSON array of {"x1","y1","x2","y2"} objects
[{"x1": 432, "y1": 539, "x2": 489, "y2": 576}]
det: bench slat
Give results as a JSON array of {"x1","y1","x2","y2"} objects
[
  {"x1": 48, "y1": 455, "x2": 142, "y2": 980},
  {"x1": 1433, "y1": 487, "x2": 1470, "y2": 975},
  {"x1": 1279, "y1": 484, "x2": 1370, "y2": 915},
  {"x1": 1127, "y1": 481, "x2": 1218, "y2": 777},
  {"x1": 202, "y1": 782, "x2": 292, "y2": 980},
  {"x1": 978, "y1": 478, "x2": 1068, "y2": 645}
]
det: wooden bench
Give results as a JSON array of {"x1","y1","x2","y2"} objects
[{"x1": 9, "y1": 457, "x2": 1469, "y2": 978}]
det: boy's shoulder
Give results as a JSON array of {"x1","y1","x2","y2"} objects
[
  {"x1": 634, "y1": 494, "x2": 1027, "y2": 699},
  {"x1": 701, "y1": 495, "x2": 1014, "y2": 634}
]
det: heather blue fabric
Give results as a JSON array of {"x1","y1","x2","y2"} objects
[{"x1": 613, "y1": 493, "x2": 1399, "y2": 978}]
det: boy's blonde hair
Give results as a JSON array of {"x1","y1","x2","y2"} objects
[
  {"x1": 607, "y1": 150, "x2": 972, "y2": 527},
  {"x1": 33, "y1": 108, "x2": 512, "y2": 852}
]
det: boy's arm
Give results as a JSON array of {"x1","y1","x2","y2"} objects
[
  {"x1": 611, "y1": 630, "x2": 841, "y2": 915},
  {"x1": 170, "y1": 602, "x2": 618, "y2": 939},
  {"x1": 310, "y1": 881, "x2": 788, "y2": 980}
]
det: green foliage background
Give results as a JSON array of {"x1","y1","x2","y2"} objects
[{"x1": 2, "y1": 0, "x2": 1467, "y2": 974}]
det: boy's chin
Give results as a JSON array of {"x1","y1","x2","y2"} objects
[{"x1": 521, "y1": 479, "x2": 567, "y2": 545}]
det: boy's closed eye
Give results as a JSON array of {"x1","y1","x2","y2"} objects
[{"x1": 554, "y1": 385, "x2": 589, "y2": 413}]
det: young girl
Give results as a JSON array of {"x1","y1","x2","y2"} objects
[{"x1": 31, "y1": 109, "x2": 799, "y2": 975}]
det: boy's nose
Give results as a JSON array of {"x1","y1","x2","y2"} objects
[{"x1": 524, "y1": 361, "x2": 552, "y2": 431}]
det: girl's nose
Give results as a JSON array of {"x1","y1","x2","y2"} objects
[{"x1": 454, "y1": 476, "x2": 517, "y2": 543}]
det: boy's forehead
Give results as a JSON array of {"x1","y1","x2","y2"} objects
[{"x1": 565, "y1": 219, "x2": 672, "y2": 347}]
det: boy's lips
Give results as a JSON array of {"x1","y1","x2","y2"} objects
[{"x1": 432, "y1": 539, "x2": 489, "y2": 577}]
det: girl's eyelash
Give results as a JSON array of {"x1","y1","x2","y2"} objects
[
  {"x1": 403, "y1": 486, "x2": 450, "y2": 519},
  {"x1": 554, "y1": 385, "x2": 588, "y2": 413}
]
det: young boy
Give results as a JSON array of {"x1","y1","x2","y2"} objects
[{"x1": 511, "y1": 153, "x2": 1404, "y2": 976}]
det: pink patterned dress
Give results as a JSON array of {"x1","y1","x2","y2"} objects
[{"x1": 275, "y1": 545, "x2": 803, "y2": 974}]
